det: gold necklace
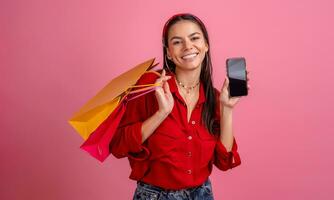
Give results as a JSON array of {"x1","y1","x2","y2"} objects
[{"x1": 175, "y1": 77, "x2": 200, "y2": 94}]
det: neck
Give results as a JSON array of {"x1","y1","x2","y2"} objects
[{"x1": 174, "y1": 66, "x2": 201, "y2": 86}]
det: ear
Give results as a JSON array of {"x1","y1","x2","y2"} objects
[
  {"x1": 166, "y1": 48, "x2": 172, "y2": 59},
  {"x1": 204, "y1": 42, "x2": 209, "y2": 53}
]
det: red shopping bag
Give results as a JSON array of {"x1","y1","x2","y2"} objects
[{"x1": 80, "y1": 77, "x2": 159, "y2": 162}]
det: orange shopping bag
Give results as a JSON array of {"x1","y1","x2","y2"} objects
[
  {"x1": 68, "y1": 58, "x2": 161, "y2": 161},
  {"x1": 68, "y1": 58, "x2": 159, "y2": 139},
  {"x1": 80, "y1": 85, "x2": 158, "y2": 162}
]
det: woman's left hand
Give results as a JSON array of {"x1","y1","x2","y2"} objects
[{"x1": 220, "y1": 71, "x2": 250, "y2": 108}]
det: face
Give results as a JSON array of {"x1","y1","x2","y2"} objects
[{"x1": 166, "y1": 20, "x2": 209, "y2": 71}]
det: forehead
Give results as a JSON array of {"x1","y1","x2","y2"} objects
[{"x1": 168, "y1": 20, "x2": 203, "y2": 38}]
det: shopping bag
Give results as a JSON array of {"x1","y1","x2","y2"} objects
[
  {"x1": 68, "y1": 58, "x2": 159, "y2": 140},
  {"x1": 80, "y1": 85, "x2": 158, "y2": 162}
]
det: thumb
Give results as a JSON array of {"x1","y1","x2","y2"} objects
[
  {"x1": 163, "y1": 80, "x2": 171, "y2": 94},
  {"x1": 223, "y1": 76, "x2": 229, "y2": 89}
]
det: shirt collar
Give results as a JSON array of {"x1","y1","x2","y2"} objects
[{"x1": 166, "y1": 71, "x2": 206, "y2": 105}]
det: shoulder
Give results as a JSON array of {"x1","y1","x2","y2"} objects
[{"x1": 136, "y1": 69, "x2": 162, "y2": 85}]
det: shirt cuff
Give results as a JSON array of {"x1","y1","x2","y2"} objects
[
  {"x1": 215, "y1": 137, "x2": 241, "y2": 168},
  {"x1": 124, "y1": 122, "x2": 150, "y2": 161}
]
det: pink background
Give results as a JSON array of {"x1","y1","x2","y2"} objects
[{"x1": 1, "y1": 0, "x2": 333, "y2": 199}]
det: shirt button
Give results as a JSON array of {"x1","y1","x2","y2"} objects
[
  {"x1": 187, "y1": 169, "x2": 192, "y2": 174},
  {"x1": 187, "y1": 151, "x2": 192, "y2": 157},
  {"x1": 187, "y1": 135, "x2": 192, "y2": 140},
  {"x1": 191, "y1": 120, "x2": 196, "y2": 125}
]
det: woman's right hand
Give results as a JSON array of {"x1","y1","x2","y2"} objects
[{"x1": 154, "y1": 69, "x2": 174, "y2": 116}]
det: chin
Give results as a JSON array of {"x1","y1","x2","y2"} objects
[
  {"x1": 182, "y1": 62, "x2": 202, "y2": 70},
  {"x1": 179, "y1": 65, "x2": 201, "y2": 71}
]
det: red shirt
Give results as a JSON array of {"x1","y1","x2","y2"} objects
[{"x1": 110, "y1": 70, "x2": 241, "y2": 190}]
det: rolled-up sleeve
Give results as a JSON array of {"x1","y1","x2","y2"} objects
[
  {"x1": 109, "y1": 73, "x2": 158, "y2": 161},
  {"x1": 110, "y1": 120, "x2": 150, "y2": 161},
  {"x1": 214, "y1": 137, "x2": 241, "y2": 171},
  {"x1": 212, "y1": 88, "x2": 241, "y2": 171}
]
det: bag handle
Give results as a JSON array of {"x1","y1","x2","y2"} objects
[
  {"x1": 121, "y1": 70, "x2": 163, "y2": 102},
  {"x1": 126, "y1": 70, "x2": 162, "y2": 90}
]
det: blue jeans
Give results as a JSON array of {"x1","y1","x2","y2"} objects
[{"x1": 133, "y1": 179, "x2": 214, "y2": 200}]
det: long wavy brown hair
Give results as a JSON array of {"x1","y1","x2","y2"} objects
[{"x1": 162, "y1": 13, "x2": 219, "y2": 136}]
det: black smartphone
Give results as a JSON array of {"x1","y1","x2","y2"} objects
[{"x1": 226, "y1": 57, "x2": 248, "y2": 97}]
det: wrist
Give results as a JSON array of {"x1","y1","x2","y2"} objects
[
  {"x1": 220, "y1": 103, "x2": 233, "y2": 113},
  {"x1": 156, "y1": 110, "x2": 169, "y2": 120}
]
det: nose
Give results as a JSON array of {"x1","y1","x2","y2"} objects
[{"x1": 183, "y1": 38, "x2": 193, "y2": 50}]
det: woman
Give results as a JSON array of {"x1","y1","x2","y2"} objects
[{"x1": 110, "y1": 13, "x2": 250, "y2": 200}]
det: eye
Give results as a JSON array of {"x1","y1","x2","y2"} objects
[
  {"x1": 191, "y1": 37, "x2": 200, "y2": 41},
  {"x1": 172, "y1": 40, "x2": 181, "y2": 45}
]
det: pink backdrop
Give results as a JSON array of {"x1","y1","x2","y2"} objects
[{"x1": 1, "y1": 0, "x2": 333, "y2": 199}]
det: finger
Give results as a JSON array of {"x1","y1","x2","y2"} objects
[
  {"x1": 223, "y1": 76, "x2": 229, "y2": 87},
  {"x1": 221, "y1": 76, "x2": 228, "y2": 91},
  {"x1": 160, "y1": 76, "x2": 171, "y2": 82},
  {"x1": 155, "y1": 71, "x2": 170, "y2": 85},
  {"x1": 155, "y1": 77, "x2": 163, "y2": 86},
  {"x1": 161, "y1": 69, "x2": 169, "y2": 80},
  {"x1": 163, "y1": 80, "x2": 171, "y2": 94},
  {"x1": 231, "y1": 97, "x2": 241, "y2": 103},
  {"x1": 158, "y1": 74, "x2": 171, "y2": 85}
]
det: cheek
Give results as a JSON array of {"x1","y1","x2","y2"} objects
[
  {"x1": 197, "y1": 40, "x2": 208, "y2": 50},
  {"x1": 170, "y1": 48, "x2": 182, "y2": 57}
]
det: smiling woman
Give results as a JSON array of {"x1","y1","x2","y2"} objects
[
  {"x1": 166, "y1": 21, "x2": 208, "y2": 73},
  {"x1": 110, "y1": 13, "x2": 248, "y2": 200}
]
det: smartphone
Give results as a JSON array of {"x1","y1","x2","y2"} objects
[{"x1": 226, "y1": 57, "x2": 248, "y2": 97}]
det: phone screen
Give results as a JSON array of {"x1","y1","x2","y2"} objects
[{"x1": 226, "y1": 57, "x2": 248, "y2": 97}]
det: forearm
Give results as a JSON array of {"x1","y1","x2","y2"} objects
[
  {"x1": 220, "y1": 104, "x2": 234, "y2": 152},
  {"x1": 141, "y1": 111, "x2": 168, "y2": 143}
]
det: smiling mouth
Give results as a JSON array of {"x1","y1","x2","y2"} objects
[{"x1": 181, "y1": 53, "x2": 199, "y2": 60}]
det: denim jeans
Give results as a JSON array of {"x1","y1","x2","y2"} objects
[{"x1": 133, "y1": 179, "x2": 214, "y2": 200}]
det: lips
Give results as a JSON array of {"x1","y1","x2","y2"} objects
[{"x1": 181, "y1": 53, "x2": 199, "y2": 60}]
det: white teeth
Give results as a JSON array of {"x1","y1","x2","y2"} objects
[{"x1": 182, "y1": 53, "x2": 198, "y2": 59}]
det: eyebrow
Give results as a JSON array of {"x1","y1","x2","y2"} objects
[{"x1": 169, "y1": 32, "x2": 201, "y2": 41}]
